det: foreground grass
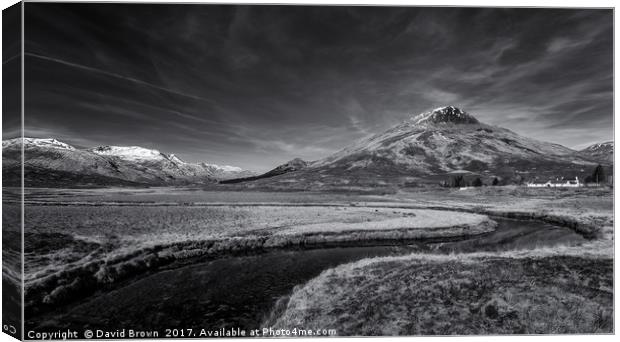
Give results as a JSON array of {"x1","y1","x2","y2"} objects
[{"x1": 272, "y1": 254, "x2": 613, "y2": 335}]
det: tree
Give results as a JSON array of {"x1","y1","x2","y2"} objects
[
  {"x1": 472, "y1": 177, "x2": 483, "y2": 187},
  {"x1": 451, "y1": 175, "x2": 465, "y2": 188},
  {"x1": 492, "y1": 177, "x2": 499, "y2": 186},
  {"x1": 592, "y1": 164, "x2": 606, "y2": 184}
]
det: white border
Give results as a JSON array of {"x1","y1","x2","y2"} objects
[
  {"x1": 8, "y1": 0, "x2": 618, "y2": 7},
  {"x1": 0, "y1": 2, "x2": 617, "y2": 342}
]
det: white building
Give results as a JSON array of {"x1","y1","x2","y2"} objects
[{"x1": 526, "y1": 177, "x2": 581, "y2": 188}]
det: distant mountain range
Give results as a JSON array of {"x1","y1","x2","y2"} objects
[
  {"x1": 226, "y1": 106, "x2": 612, "y2": 188},
  {"x1": 1, "y1": 138, "x2": 255, "y2": 187},
  {"x1": 577, "y1": 141, "x2": 613, "y2": 163},
  {"x1": 1, "y1": 106, "x2": 612, "y2": 188}
]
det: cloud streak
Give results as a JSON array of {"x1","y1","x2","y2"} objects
[{"x1": 25, "y1": 52, "x2": 215, "y2": 104}]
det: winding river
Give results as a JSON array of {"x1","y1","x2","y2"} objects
[{"x1": 27, "y1": 217, "x2": 587, "y2": 332}]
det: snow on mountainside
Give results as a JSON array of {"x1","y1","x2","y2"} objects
[
  {"x1": 578, "y1": 141, "x2": 613, "y2": 163},
  {"x1": 412, "y1": 106, "x2": 479, "y2": 125},
  {"x1": 2, "y1": 138, "x2": 254, "y2": 186},
  {"x1": 242, "y1": 106, "x2": 600, "y2": 188},
  {"x1": 89, "y1": 144, "x2": 252, "y2": 179},
  {"x1": 3, "y1": 138, "x2": 153, "y2": 186},
  {"x1": 90, "y1": 145, "x2": 167, "y2": 161},
  {"x1": 3, "y1": 137, "x2": 75, "y2": 150}
]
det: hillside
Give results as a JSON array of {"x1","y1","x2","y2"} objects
[
  {"x1": 220, "y1": 158, "x2": 308, "y2": 184},
  {"x1": 577, "y1": 141, "x2": 613, "y2": 163},
  {"x1": 2, "y1": 138, "x2": 254, "y2": 187}
]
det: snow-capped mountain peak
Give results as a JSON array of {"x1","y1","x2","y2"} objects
[
  {"x1": 412, "y1": 106, "x2": 479, "y2": 125},
  {"x1": 304, "y1": 106, "x2": 599, "y2": 187},
  {"x1": 87, "y1": 145, "x2": 254, "y2": 178},
  {"x1": 2, "y1": 137, "x2": 257, "y2": 185},
  {"x1": 582, "y1": 141, "x2": 613, "y2": 152},
  {"x1": 3, "y1": 137, "x2": 76, "y2": 150},
  {"x1": 578, "y1": 141, "x2": 613, "y2": 163},
  {"x1": 90, "y1": 145, "x2": 165, "y2": 161}
]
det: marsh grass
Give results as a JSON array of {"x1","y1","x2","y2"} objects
[{"x1": 273, "y1": 255, "x2": 613, "y2": 335}]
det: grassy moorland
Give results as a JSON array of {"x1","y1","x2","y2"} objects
[
  {"x1": 271, "y1": 253, "x2": 613, "y2": 335},
  {"x1": 5, "y1": 185, "x2": 612, "y2": 333}
]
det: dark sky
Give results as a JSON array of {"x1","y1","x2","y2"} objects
[{"x1": 15, "y1": 4, "x2": 613, "y2": 172}]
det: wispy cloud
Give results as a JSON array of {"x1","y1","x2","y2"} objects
[{"x1": 25, "y1": 52, "x2": 215, "y2": 103}]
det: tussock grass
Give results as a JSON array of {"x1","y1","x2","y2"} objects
[{"x1": 273, "y1": 255, "x2": 613, "y2": 335}]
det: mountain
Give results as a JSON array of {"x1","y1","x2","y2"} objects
[
  {"x1": 235, "y1": 106, "x2": 601, "y2": 188},
  {"x1": 577, "y1": 141, "x2": 613, "y2": 163},
  {"x1": 3, "y1": 107, "x2": 608, "y2": 189},
  {"x1": 2, "y1": 138, "x2": 254, "y2": 187},
  {"x1": 220, "y1": 158, "x2": 308, "y2": 184}
]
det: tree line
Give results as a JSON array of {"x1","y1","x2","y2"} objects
[
  {"x1": 444, "y1": 175, "x2": 498, "y2": 188},
  {"x1": 443, "y1": 164, "x2": 609, "y2": 188}
]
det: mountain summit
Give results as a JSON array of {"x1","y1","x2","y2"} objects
[
  {"x1": 237, "y1": 107, "x2": 600, "y2": 188},
  {"x1": 412, "y1": 106, "x2": 479, "y2": 125}
]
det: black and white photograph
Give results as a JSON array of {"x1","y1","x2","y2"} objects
[{"x1": 1, "y1": 0, "x2": 615, "y2": 339}]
